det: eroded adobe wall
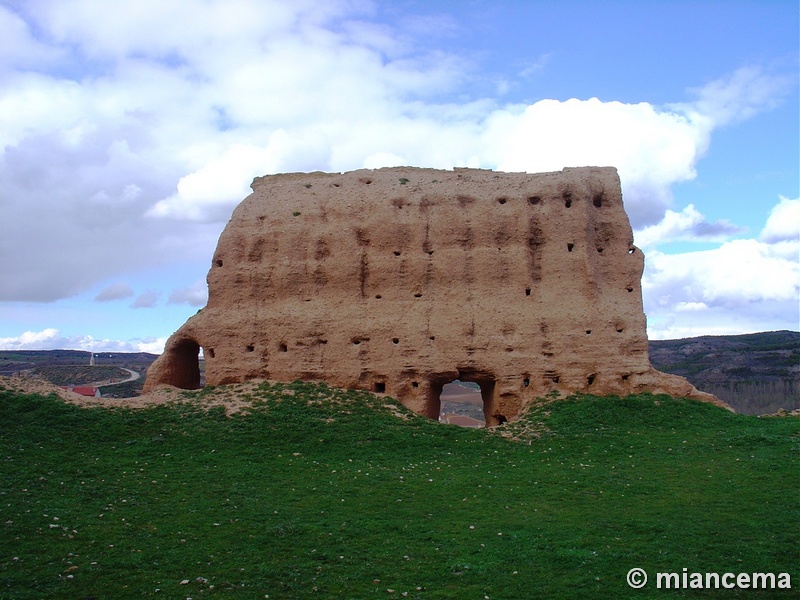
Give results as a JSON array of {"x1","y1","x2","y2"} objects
[{"x1": 145, "y1": 167, "x2": 724, "y2": 420}]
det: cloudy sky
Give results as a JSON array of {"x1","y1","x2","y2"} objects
[{"x1": 1, "y1": 0, "x2": 798, "y2": 353}]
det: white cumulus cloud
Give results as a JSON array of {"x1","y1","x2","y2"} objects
[
  {"x1": 0, "y1": 327, "x2": 166, "y2": 353},
  {"x1": 634, "y1": 204, "x2": 744, "y2": 248},
  {"x1": 0, "y1": 0, "x2": 795, "y2": 344},
  {"x1": 480, "y1": 98, "x2": 706, "y2": 226},
  {"x1": 643, "y1": 195, "x2": 800, "y2": 339},
  {"x1": 168, "y1": 280, "x2": 208, "y2": 307},
  {"x1": 132, "y1": 291, "x2": 160, "y2": 309},
  {"x1": 679, "y1": 65, "x2": 796, "y2": 128},
  {"x1": 760, "y1": 196, "x2": 800, "y2": 244},
  {"x1": 94, "y1": 282, "x2": 134, "y2": 302}
]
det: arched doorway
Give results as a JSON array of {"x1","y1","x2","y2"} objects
[
  {"x1": 163, "y1": 338, "x2": 203, "y2": 390},
  {"x1": 427, "y1": 370, "x2": 500, "y2": 427}
]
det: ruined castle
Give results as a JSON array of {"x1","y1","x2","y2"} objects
[{"x1": 145, "y1": 167, "x2": 719, "y2": 423}]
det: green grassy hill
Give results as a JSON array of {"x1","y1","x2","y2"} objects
[{"x1": 0, "y1": 381, "x2": 797, "y2": 598}]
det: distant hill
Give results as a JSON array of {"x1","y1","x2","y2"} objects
[
  {"x1": 0, "y1": 350, "x2": 158, "y2": 375},
  {"x1": 0, "y1": 350, "x2": 159, "y2": 397},
  {"x1": 650, "y1": 330, "x2": 799, "y2": 415}
]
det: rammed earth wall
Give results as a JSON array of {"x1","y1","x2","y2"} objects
[{"x1": 145, "y1": 167, "x2": 725, "y2": 423}]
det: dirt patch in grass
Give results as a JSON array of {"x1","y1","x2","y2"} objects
[
  {"x1": 0, "y1": 376, "x2": 255, "y2": 415},
  {"x1": 0, "y1": 376, "x2": 402, "y2": 418}
]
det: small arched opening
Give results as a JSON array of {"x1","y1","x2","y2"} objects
[
  {"x1": 429, "y1": 370, "x2": 499, "y2": 428},
  {"x1": 165, "y1": 338, "x2": 203, "y2": 389}
]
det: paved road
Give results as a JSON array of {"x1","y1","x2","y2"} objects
[{"x1": 96, "y1": 368, "x2": 140, "y2": 388}]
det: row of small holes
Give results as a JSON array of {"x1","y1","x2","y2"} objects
[
  {"x1": 353, "y1": 338, "x2": 400, "y2": 346},
  {"x1": 373, "y1": 193, "x2": 604, "y2": 207},
  {"x1": 384, "y1": 196, "x2": 603, "y2": 208},
  {"x1": 537, "y1": 372, "x2": 629, "y2": 386},
  {"x1": 583, "y1": 326, "x2": 625, "y2": 334},
  {"x1": 216, "y1": 244, "x2": 631, "y2": 270},
  {"x1": 233, "y1": 353, "x2": 626, "y2": 388},
  {"x1": 273, "y1": 335, "x2": 439, "y2": 349},
  {"x1": 271, "y1": 325, "x2": 625, "y2": 350},
  {"x1": 215, "y1": 240, "x2": 634, "y2": 270},
  {"x1": 227, "y1": 321, "x2": 625, "y2": 355},
  {"x1": 377, "y1": 380, "x2": 428, "y2": 392},
  {"x1": 379, "y1": 242, "x2": 634, "y2": 259},
  {"x1": 223, "y1": 323, "x2": 626, "y2": 355},
  {"x1": 284, "y1": 186, "x2": 604, "y2": 228}
]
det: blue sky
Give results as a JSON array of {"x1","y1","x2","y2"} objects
[{"x1": 0, "y1": 0, "x2": 798, "y2": 352}]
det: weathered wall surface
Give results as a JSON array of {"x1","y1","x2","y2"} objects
[{"x1": 145, "y1": 166, "x2": 724, "y2": 422}]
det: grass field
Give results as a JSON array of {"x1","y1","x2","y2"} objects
[{"x1": 1, "y1": 381, "x2": 797, "y2": 599}]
